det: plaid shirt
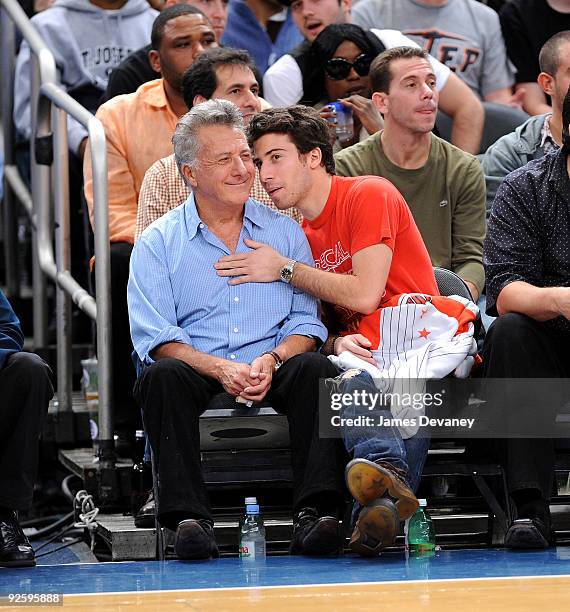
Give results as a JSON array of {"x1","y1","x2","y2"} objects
[{"x1": 135, "y1": 154, "x2": 302, "y2": 240}]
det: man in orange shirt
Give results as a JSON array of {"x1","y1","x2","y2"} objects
[
  {"x1": 82, "y1": 4, "x2": 217, "y2": 439},
  {"x1": 84, "y1": 5, "x2": 217, "y2": 244},
  {"x1": 215, "y1": 105, "x2": 438, "y2": 556}
]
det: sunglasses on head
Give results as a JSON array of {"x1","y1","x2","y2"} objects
[{"x1": 324, "y1": 53, "x2": 373, "y2": 81}]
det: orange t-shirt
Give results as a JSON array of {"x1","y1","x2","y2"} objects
[{"x1": 302, "y1": 175, "x2": 438, "y2": 334}]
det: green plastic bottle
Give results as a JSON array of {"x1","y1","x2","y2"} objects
[{"x1": 407, "y1": 499, "x2": 436, "y2": 553}]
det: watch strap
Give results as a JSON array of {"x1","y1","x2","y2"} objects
[{"x1": 262, "y1": 350, "x2": 283, "y2": 370}]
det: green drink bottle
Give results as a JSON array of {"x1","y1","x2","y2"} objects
[{"x1": 407, "y1": 498, "x2": 436, "y2": 553}]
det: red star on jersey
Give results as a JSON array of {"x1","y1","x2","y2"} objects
[{"x1": 418, "y1": 328, "x2": 431, "y2": 339}]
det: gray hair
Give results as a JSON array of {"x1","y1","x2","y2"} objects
[{"x1": 172, "y1": 99, "x2": 245, "y2": 184}]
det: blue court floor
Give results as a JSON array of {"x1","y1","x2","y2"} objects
[{"x1": 2, "y1": 548, "x2": 570, "y2": 596}]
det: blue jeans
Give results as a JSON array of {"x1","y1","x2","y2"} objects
[
  {"x1": 327, "y1": 369, "x2": 429, "y2": 493},
  {"x1": 477, "y1": 293, "x2": 496, "y2": 332}
]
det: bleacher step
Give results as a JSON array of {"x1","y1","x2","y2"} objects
[{"x1": 94, "y1": 511, "x2": 497, "y2": 562}]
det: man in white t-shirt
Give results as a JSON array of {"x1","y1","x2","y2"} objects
[{"x1": 263, "y1": 0, "x2": 483, "y2": 152}]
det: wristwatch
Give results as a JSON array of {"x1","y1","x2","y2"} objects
[
  {"x1": 262, "y1": 351, "x2": 283, "y2": 370},
  {"x1": 280, "y1": 259, "x2": 297, "y2": 284}
]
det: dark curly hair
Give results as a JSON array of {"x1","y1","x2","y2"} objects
[
  {"x1": 182, "y1": 48, "x2": 255, "y2": 108},
  {"x1": 247, "y1": 106, "x2": 336, "y2": 175}
]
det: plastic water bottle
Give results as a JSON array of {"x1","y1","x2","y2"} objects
[
  {"x1": 406, "y1": 498, "x2": 436, "y2": 553},
  {"x1": 328, "y1": 101, "x2": 354, "y2": 143},
  {"x1": 80, "y1": 357, "x2": 99, "y2": 449},
  {"x1": 239, "y1": 497, "x2": 266, "y2": 561}
]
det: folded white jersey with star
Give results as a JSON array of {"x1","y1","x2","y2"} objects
[{"x1": 329, "y1": 293, "x2": 480, "y2": 437}]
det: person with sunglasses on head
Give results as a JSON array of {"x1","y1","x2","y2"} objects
[
  {"x1": 262, "y1": 0, "x2": 484, "y2": 154},
  {"x1": 308, "y1": 24, "x2": 385, "y2": 150}
]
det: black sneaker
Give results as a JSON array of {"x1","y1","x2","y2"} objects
[
  {"x1": 174, "y1": 519, "x2": 219, "y2": 560},
  {"x1": 349, "y1": 497, "x2": 400, "y2": 557},
  {"x1": 346, "y1": 458, "x2": 419, "y2": 520},
  {"x1": 0, "y1": 511, "x2": 36, "y2": 568},
  {"x1": 505, "y1": 518, "x2": 552, "y2": 549},
  {"x1": 505, "y1": 500, "x2": 554, "y2": 550},
  {"x1": 290, "y1": 507, "x2": 341, "y2": 556}
]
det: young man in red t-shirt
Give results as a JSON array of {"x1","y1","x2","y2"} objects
[{"x1": 215, "y1": 105, "x2": 438, "y2": 555}]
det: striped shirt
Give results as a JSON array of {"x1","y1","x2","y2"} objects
[
  {"x1": 135, "y1": 154, "x2": 302, "y2": 240},
  {"x1": 128, "y1": 193, "x2": 326, "y2": 365}
]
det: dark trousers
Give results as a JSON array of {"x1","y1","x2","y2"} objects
[
  {"x1": 92, "y1": 242, "x2": 139, "y2": 433},
  {"x1": 480, "y1": 313, "x2": 570, "y2": 501},
  {"x1": 0, "y1": 353, "x2": 53, "y2": 510},
  {"x1": 134, "y1": 352, "x2": 346, "y2": 526}
]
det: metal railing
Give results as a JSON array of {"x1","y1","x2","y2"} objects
[
  {"x1": 1, "y1": 0, "x2": 115, "y2": 470},
  {"x1": 1, "y1": 0, "x2": 55, "y2": 343}
]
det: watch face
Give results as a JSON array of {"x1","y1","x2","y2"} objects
[{"x1": 280, "y1": 266, "x2": 293, "y2": 283}]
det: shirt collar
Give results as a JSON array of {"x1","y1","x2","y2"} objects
[
  {"x1": 243, "y1": 198, "x2": 268, "y2": 230},
  {"x1": 540, "y1": 113, "x2": 556, "y2": 148},
  {"x1": 182, "y1": 192, "x2": 267, "y2": 239},
  {"x1": 548, "y1": 148, "x2": 570, "y2": 200},
  {"x1": 141, "y1": 79, "x2": 170, "y2": 110}
]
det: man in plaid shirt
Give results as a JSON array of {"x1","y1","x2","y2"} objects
[{"x1": 135, "y1": 47, "x2": 302, "y2": 240}]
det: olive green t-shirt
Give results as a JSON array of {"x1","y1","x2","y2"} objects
[{"x1": 334, "y1": 132, "x2": 486, "y2": 294}]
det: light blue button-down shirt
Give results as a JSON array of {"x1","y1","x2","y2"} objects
[{"x1": 128, "y1": 194, "x2": 327, "y2": 365}]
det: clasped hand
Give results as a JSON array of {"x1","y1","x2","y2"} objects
[{"x1": 217, "y1": 354, "x2": 276, "y2": 402}]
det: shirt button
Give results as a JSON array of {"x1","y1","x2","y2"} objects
[
  {"x1": 233, "y1": 327, "x2": 239, "y2": 333},
  {"x1": 199, "y1": 223, "x2": 205, "y2": 229},
  {"x1": 230, "y1": 354, "x2": 236, "y2": 360},
  {"x1": 234, "y1": 296, "x2": 239, "y2": 302}
]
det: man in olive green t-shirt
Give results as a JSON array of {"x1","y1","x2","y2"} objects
[{"x1": 334, "y1": 46, "x2": 485, "y2": 301}]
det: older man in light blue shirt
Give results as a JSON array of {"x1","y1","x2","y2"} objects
[
  {"x1": 129, "y1": 194, "x2": 324, "y2": 366},
  {"x1": 128, "y1": 99, "x2": 345, "y2": 561}
]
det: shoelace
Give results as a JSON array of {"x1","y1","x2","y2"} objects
[
  {"x1": 376, "y1": 461, "x2": 408, "y2": 482},
  {"x1": 375, "y1": 461, "x2": 415, "y2": 495}
]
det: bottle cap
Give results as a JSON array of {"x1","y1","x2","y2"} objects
[
  {"x1": 245, "y1": 497, "x2": 257, "y2": 505},
  {"x1": 418, "y1": 498, "x2": 427, "y2": 507},
  {"x1": 246, "y1": 504, "x2": 259, "y2": 514}
]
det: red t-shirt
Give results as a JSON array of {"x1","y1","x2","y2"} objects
[{"x1": 302, "y1": 175, "x2": 438, "y2": 335}]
